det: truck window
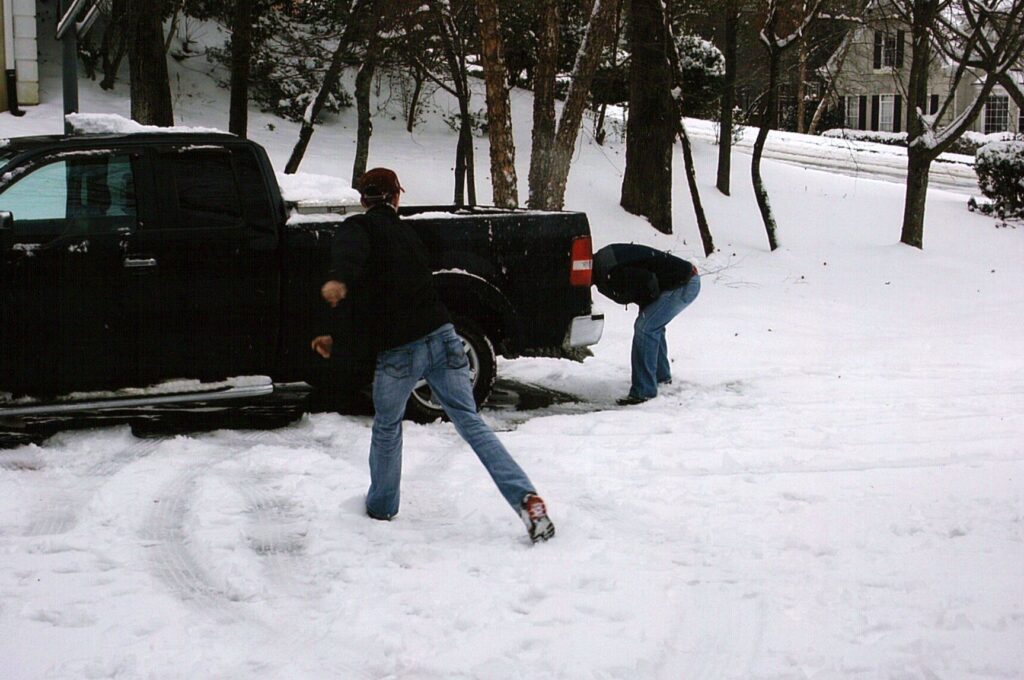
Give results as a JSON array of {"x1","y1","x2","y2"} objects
[
  {"x1": 231, "y1": 146, "x2": 277, "y2": 237},
  {"x1": 0, "y1": 154, "x2": 137, "y2": 237},
  {"x1": 166, "y1": 149, "x2": 243, "y2": 229}
]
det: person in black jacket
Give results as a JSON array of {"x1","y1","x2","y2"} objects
[
  {"x1": 310, "y1": 168, "x2": 554, "y2": 543},
  {"x1": 592, "y1": 244, "x2": 701, "y2": 405}
]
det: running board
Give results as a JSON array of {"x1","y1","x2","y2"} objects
[{"x1": 0, "y1": 376, "x2": 274, "y2": 417}]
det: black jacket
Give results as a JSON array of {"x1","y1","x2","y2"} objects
[
  {"x1": 593, "y1": 243, "x2": 696, "y2": 308},
  {"x1": 327, "y1": 205, "x2": 451, "y2": 353}
]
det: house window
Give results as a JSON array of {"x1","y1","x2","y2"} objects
[
  {"x1": 882, "y1": 35, "x2": 898, "y2": 67},
  {"x1": 874, "y1": 30, "x2": 905, "y2": 70},
  {"x1": 984, "y1": 95, "x2": 1009, "y2": 134},
  {"x1": 879, "y1": 95, "x2": 895, "y2": 132},
  {"x1": 845, "y1": 96, "x2": 860, "y2": 129}
]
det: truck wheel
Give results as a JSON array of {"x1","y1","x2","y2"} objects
[{"x1": 406, "y1": 317, "x2": 497, "y2": 423}]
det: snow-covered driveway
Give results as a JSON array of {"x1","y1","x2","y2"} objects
[{"x1": 685, "y1": 120, "x2": 981, "y2": 195}]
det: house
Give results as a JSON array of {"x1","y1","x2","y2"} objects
[
  {"x1": 823, "y1": 1, "x2": 1022, "y2": 136},
  {"x1": 0, "y1": 0, "x2": 39, "y2": 112}
]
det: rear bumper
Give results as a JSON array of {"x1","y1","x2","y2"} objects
[{"x1": 565, "y1": 314, "x2": 604, "y2": 348}]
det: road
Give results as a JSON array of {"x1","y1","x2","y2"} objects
[{"x1": 685, "y1": 122, "x2": 980, "y2": 196}]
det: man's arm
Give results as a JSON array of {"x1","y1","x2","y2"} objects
[{"x1": 313, "y1": 219, "x2": 373, "y2": 357}]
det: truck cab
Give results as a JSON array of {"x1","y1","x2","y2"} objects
[{"x1": 0, "y1": 133, "x2": 283, "y2": 397}]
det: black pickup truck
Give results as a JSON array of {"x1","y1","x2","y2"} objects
[{"x1": 0, "y1": 132, "x2": 603, "y2": 421}]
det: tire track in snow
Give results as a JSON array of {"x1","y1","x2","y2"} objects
[
  {"x1": 140, "y1": 458, "x2": 254, "y2": 624},
  {"x1": 23, "y1": 437, "x2": 165, "y2": 537}
]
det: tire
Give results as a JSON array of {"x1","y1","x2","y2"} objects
[{"x1": 405, "y1": 317, "x2": 497, "y2": 423}]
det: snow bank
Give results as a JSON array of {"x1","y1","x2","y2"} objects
[{"x1": 65, "y1": 113, "x2": 226, "y2": 136}]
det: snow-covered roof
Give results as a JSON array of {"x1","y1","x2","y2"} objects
[{"x1": 65, "y1": 113, "x2": 227, "y2": 136}]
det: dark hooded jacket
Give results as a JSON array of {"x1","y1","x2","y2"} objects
[{"x1": 592, "y1": 244, "x2": 696, "y2": 308}]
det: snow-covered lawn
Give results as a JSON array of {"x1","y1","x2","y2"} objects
[{"x1": 1, "y1": 33, "x2": 1022, "y2": 679}]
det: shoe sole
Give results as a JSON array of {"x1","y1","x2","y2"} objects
[{"x1": 529, "y1": 517, "x2": 555, "y2": 543}]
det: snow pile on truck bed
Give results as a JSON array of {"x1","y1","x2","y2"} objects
[
  {"x1": 277, "y1": 171, "x2": 362, "y2": 223},
  {"x1": 65, "y1": 113, "x2": 225, "y2": 136},
  {"x1": 276, "y1": 171, "x2": 361, "y2": 207}
]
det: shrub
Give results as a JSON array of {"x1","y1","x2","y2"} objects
[{"x1": 975, "y1": 141, "x2": 1024, "y2": 219}]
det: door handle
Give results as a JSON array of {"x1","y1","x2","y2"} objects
[{"x1": 123, "y1": 257, "x2": 157, "y2": 269}]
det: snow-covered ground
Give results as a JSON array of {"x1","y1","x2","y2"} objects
[{"x1": 1, "y1": 22, "x2": 1023, "y2": 680}]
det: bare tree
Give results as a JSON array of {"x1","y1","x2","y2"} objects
[
  {"x1": 752, "y1": 0, "x2": 826, "y2": 251},
  {"x1": 432, "y1": 3, "x2": 478, "y2": 205},
  {"x1": 894, "y1": 0, "x2": 1024, "y2": 248},
  {"x1": 527, "y1": 0, "x2": 559, "y2": 208},
  {"x1": 229, "y1": 0, "x2": 255, "y2": 137},
  {"x1": 284, "y1": 0, "x2": 386, "y2": 175},
  {"x1": 127, "y1": 0, "x2": 174, "y2": 126},
  {"x1": 476, "y1": 0, "x2": 518, "y2": 207},
  {"x1": 530, "y1": 0, "x2": 621, "y2": 211},
  {"x1": 663, "y1": 6, "x2": 715, "y2": 255},
  {"x1": 351, "y1": 11, "x2": 387, "y2": 185}
]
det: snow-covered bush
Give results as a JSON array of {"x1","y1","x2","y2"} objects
[
  {"x1": 821, "y1": 128, "x2": 1019, "y2": 156},
  {"x1": 822, "y1": 129, "x2": 908, "y2": 145},
  {"x1": 208, "y1": 5, "x2": 353, "y2": 123},
  {"x1": 975, "y1": 141, "x2": 1024, "y2": 219},
  {"x1": 675, "y1": 34, "x2": 724, "y2": 118}
]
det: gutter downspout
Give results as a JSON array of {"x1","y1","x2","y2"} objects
[{"x1": 2, "y1": 0, "x2": 24, "y2": 116}]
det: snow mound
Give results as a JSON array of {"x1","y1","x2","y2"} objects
[
  {"x1": 276, "y1": 171, "x2": 361, "y2": 208},
  {"x1": 65, "y1": 113, "x2": 226, "y2": 136}
]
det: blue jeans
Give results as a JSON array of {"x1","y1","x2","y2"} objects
[
  {"x1": 365, "y1": 323, "x2": 535, "y2": 519},
  {"x1": 630, "y1": 275, "x2": 701, "y2": 400}
]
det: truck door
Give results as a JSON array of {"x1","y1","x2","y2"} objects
[
  {"x1": 130, "y1": 144, "x2": 280, "y2": 384},
  {"x1": 0, "y1": 150, "x2": 144, "y2": 394}
]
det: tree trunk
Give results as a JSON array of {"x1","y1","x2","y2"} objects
[
  {"x1": 527, "y1": 0, "x2": 559, "y2": 209},
  {"x1": 229, "y1": 0, "x2": 254, "y2": 137},
  {"x1": 716, "y1": 0, "x2": 738, "y2": 195},
  {"x1": 621, "y1": 0, "x2": 674, "y2": 234},
  {"x1": 752, "y1": 47, "x2": 781, "y2": 251},
  {"x1": 284, "y1": 0, "x2": 380, "y2": 175},
  {"x1": 679, "y1": 120, "x2": 715, "y2": 255},
  {"x1": 476, "y1": 0, "x2": 518, "y2": 208},
  {"x1": 164, "y1": 0, "x2": 186, "y2": 54},
  {"x1": 127, "y1": 0, "x2": 174, "y2": 126},
  {"x1": 433, "y1": 7, "x2": 476, "y2": 206},
  {"x1": 462, "y1": 110, "x2": 477, "y2": 205},
  {"x1": 100, "y1": 0, "x2": 128, "y2": 91},
  {"x1": 351, "y1": 58, "x2": 377, "y2": 187},
  {"x1": 900, "y1": 149, "x2": 930, "y2": 249},
  {"x1": 807, "y1": 93, "x2": 829, "y2": 135},
  {"x1": 407, "y1": 65, "x2": 424, "y2": 133},
  {"x1": 544, "y1": 0, "x2": 620, "y2": 210},
  {"x1": 796, "y1": 33, "x2": 808, "y2": 134}
]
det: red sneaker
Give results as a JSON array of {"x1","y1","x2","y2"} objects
[{"x1": 520, "y1": 494, "x2": 555, "y2": 543}]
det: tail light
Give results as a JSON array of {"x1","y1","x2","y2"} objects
[{"x1": 569, "y1": 236, "x2": 593, "y2": 287}]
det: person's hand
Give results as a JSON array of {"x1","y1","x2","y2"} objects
[
  {"x1": 311, "y1": 335, "x2": 334, "y2": 359},
  {"x1": 321, "y1": 280, "x2": 348, "y2": 307}
]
